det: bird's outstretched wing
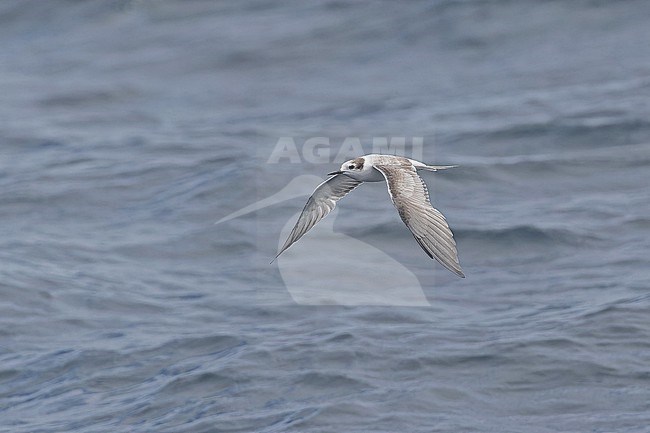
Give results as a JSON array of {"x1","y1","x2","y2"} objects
[
  {"x1": 374, "y1": 163, "x2": 465, "y2": 277},
  {"x1": 274, "y1": 174, "x2": 362, "y2": 260}
]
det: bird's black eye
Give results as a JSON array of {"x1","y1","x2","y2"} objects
[{"x1": 348, "y1": 165, "x2": 355, "y2": 169}]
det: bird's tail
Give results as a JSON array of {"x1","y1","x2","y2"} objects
[{"x1": 417, "y1": 164, "x2": 458, "y2": 171}]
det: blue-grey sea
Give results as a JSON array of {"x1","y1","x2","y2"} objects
[{"x1": 2, "y1": 1, "x2": 650, "y2": 432}]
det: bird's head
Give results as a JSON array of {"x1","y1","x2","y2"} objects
[{"x1": 328, "y1": 157, "x2": 365, "y2": 177}]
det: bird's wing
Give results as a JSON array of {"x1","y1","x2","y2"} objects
[
  {"x1": 374, "y1": 164, "x2": 465, "y2": 277},
  {"x1": 274, "y1": 174, "x2": 362, "y2": 260}
]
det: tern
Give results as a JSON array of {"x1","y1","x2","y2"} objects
[{"x1": 274, "y1": 154, "x2": 465, "y2": 277}]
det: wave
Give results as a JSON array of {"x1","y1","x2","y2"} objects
[
  {"x1": 454, "y1": 225, "x2": 596, "y2": 247},
  {"x1": 355, "y1": 222, "x2": 598, "y2": 255}
]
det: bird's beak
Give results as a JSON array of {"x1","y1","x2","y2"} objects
[{"x1": 327, "y1": 170, "x2": 343, "y2": 176}]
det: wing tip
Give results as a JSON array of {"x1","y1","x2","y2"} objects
[
  {"x1": 441, "y1": 261, "x2": 466, "y2": 278},
  {"x1": 271, "y1": 244, "x2": 289, "y2": 264}
]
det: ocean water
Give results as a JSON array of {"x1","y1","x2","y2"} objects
[{"x1": 1, "y1": 0, "x2": 650, "y2": 432}]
